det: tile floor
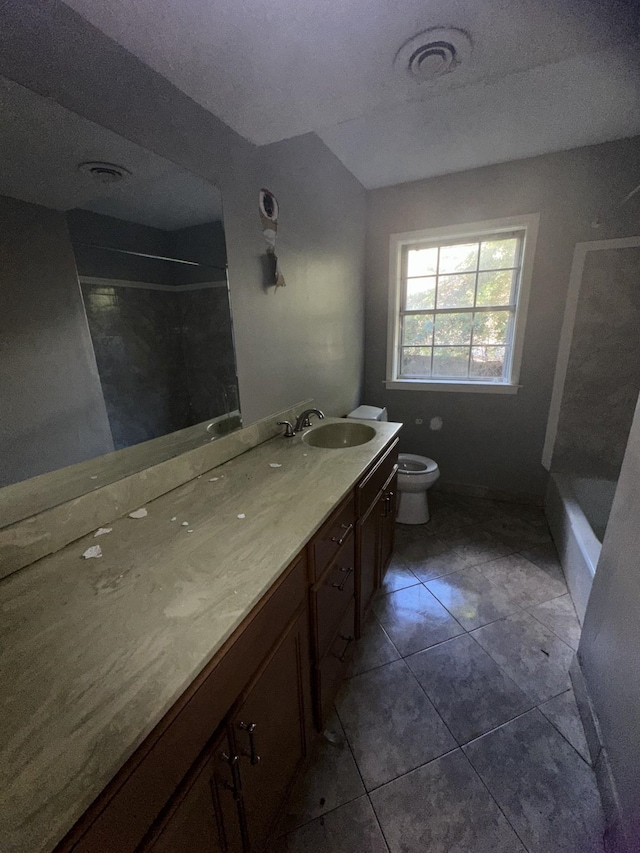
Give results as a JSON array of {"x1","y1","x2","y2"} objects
[{"x1": 272, "y1": 492, "x2": 604, "y2": 853}]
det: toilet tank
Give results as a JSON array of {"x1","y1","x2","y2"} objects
[{"x1": 347, "y1": 405, "x2": 388, "y2": 422}]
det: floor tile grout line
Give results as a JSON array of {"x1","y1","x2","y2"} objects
[
  {"x1": 339, "y1": 657, "x2": 462, "y2": 793},
  {"x1": 471, "y1": 552, "x2": 569, "y2": 599},
  {"x1": 459, "y1": 742, "x2": 534, "y2": 853},
  {"x1": 525, "y1": 604, "x2": 580, "y2": 652},
  {"x1": 420, "y1": 575, "x2": 525, "y2": 632},
  {"x1": 332, "y1": 702, "x2": 391, "y2": 851},
  {"x1": 469, "y1": 607, "x2": 575, "y2": 653},
  {"x1": 415, "y1": 573, "x2": 528, "y2": 633},
  {"x1": 536, "y1": 691, "x2": 594, "y2": 768},
  {"x1": 363, "y1": 746, "x2": 462, "y2": 795},
  {"x1": 527, "y1": 589, "x2": 576, "y2": 608},
  {"x1": 334, "y1": 701, "x2": 370, "y2": 793},
  {"x1": 466, "y1": 626, "x2": 572, "y2": 708},
  {"x1": 399, "y1": 655, "x2": 464, "y2": 750},
  {"x1": 403, "y1": 634, "x2": 537, "y2": 746},
  {"x1": 366, "y1": 794, "x2": 392, "y2": 853},
  {"x1": 274, "y1": 789, "x2": 367, "y2": 840},
  {"x1": 462, "y1": 705, "x2": 541, "y2": 749}
]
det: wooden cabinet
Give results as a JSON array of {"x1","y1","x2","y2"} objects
[
  {"x1": 56, "y1": 555, "x2": 311, "y2": 853},
  {"x1": 142, "y1": 727, "x2": 243, "y2": 853},
  {"x1": 142, "y1": 609, "x2": 310, "y2": 853},
  {"x1": 308, "y1": 494, "x2": 357, "y2": 730},
  {"x1": 378, "y1": 471, "x2": 397, "y2": 578},
  {"x1": 232, "y1": 612, "x2": 310, "y2": 850},
  {"x1": 356, "y1": 441, "x2": 399, "y2": 634},
  {"x1": 55, "y1": 434, "x2": 401, "y2": 853},
  {"x1": 308, "y1": 440, "x2": 398, "y2": 729}
]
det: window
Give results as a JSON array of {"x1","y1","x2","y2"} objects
[{"x1": 386, "y1": 215, "x2": 539, "y2": 393}]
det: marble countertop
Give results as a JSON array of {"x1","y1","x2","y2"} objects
[{"x1": 0, "y1": 418, "x2": 401, "y2": 853}]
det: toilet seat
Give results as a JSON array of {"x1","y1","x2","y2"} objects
[{"x1": 399, "y1": 453, "x2": 438, "y2": 475}]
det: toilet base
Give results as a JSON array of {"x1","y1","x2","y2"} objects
[{"x1": 397, "y1": 490, "x2": 430, "y2": 525}]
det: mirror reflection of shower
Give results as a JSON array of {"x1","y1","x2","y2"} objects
[{"x1": 71, "y1": 210, "x2": 239, "y2": 451}]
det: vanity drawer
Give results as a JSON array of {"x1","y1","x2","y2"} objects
[
  {"x1": 309, "y1": 492, "x2": 356, "y2": 582},
  {"x1": 311, "y1": 536, "x2": 356, "y2": 660},
  {"x1": 357, "y1": 439, "x2": 399, "y2": 516},
  {"x1": 315, "y1": 601, "x2": 356, "y2": 729}
]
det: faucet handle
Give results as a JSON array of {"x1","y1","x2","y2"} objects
[{"x1": 277, "y1": 421, "x2": 296, "y2": 438}]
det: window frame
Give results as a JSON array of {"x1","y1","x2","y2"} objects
[{"x1": 386, "y1": 214, "x2": 539, "y2": 394}]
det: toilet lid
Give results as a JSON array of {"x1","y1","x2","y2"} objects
[{"x1": 399, "y1": 454, "x2": 438, "y2": 474}]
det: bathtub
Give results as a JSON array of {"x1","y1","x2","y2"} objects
[{"x1": 545, "y1": 474, "x2": 617, "y2": 624}]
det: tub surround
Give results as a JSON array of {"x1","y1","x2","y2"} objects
[{"x1": 0, "y1": 416, "x2": 401, "y2": 853}]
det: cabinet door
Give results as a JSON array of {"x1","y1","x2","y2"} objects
[
  {"x1": 232, "y1": 610, "x2": 311, "y2": 851},
  {"x1": 357, "y1": 503, "x2": 379, "y2": 634},
  {"x1": 378, "y1": 471, "x2": 398, "y2": 585},
  {"x1": 144, "y1": 728, "x2": 243, "y2": 853}
]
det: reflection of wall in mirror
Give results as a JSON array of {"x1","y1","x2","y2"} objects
[{"x1": 0, "y1": 195, "x2": 115, "y2": 488}]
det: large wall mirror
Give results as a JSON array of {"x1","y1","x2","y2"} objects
[{"x1": 0, "y1": 76, "x2": 241, "y2": 508}]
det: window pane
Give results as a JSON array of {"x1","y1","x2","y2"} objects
[
  {"x1": 479, "y1": 238, "x2": 518, "y2": 270},
  {"x1": 407, "y1": 246, "x2": 438, "y2": 277},
  {"x1": 436, "y1": 273, "x2": 475, "y2": 309},
  {"x1": 473, "y1": 311, "x2": 510, "y2": 345},
  {"x1": 434, "y1": 312, "x2": 472, "y2": 345},
  {"x1": 403, "y1": 314, "x2": 434, "y2": 345},
  {"x1": 439, "y1": 242, "x2": 478, "y2": 274},
  {"x1": 432, "y1": 346, "x2": 469, "y2": 377},
  {"x1": 476, "y1": 270, "x2": 514, "y2": 306},
  {"x1": 405, "y1": 276, "x2": 436, "y2": 310},
  {"x1": 401, "y1": 347, "x2": 432, "y2": 376},
  {"x1": 470, "y1": 346, "x2": 506, "y2": 378}
]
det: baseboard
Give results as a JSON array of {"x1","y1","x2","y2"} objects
[
  {"x1": 570, "y1": 655, "x2": 632, "y2": 852},
  {"x1": 436, "y1": 480, "x2": 543, "y2": 507}
]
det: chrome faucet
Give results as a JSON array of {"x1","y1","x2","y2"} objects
[{"x1": 294, "y1": 408, "x2": 325, "y2": 432}]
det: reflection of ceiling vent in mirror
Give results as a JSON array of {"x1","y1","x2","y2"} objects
[
  {"x1": 394, "y1": 28, "x2": 472, "y2": 82},
  {"x1": 78, "y1": 161, "x2": 131, "y2": 184}
]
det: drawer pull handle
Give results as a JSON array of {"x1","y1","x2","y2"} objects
[
  {"x1": 331, "y1": 567, "x2": 354, "y2": 591},
  {"x1": 333, "y1": 634, "x2": 354, "y2": 662},
  {"x1": 238, "y1": 721, "x2": 261, "y2": 765},
  {"x1": 382, "y1": 491, "x2": 395, "y2": 518},
  {"x1": 330, "y1": 523, "x2": 354, "y2": 546},
  {"x1": 221, "y1": 752, "x2": 242, "y2": 798}
]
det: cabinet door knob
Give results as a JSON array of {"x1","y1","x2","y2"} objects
[{"x1": 238, "y1": 721, "x2": 261, "y2": 765}]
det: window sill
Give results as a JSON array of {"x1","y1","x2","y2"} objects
[{"x1": 384, "y1": 379, "x2": 520, "y2": 394}]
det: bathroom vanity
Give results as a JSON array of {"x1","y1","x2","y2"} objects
[{"x1": 0, "y1": 415, "x2": 400, "y2": 853}]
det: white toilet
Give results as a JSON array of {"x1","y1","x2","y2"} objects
[
  {"x1": 347, "y1": 406, "x2": 440, "y2": 525},
  {"x1": 396, "y1": 454, "x2": 440, "y2": 524}
]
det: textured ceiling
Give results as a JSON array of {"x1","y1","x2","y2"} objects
[
  {"x1": 62, "y1": 0, "x2": 640, "y2": 187},
  {"x1": 0, "y1": 77, "x2": 223, "y2": 228}
]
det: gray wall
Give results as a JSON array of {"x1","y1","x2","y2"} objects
[
  {"x1": 0, "y1": 1, "x2": 366, "y2": 430},
  {"x1": 0, "y1": 195, "x2": 113, "y2": 487},
  {"x1": 552, "y1": 246, "x2": 640, "y2": 481},
  {"x1": 579, "y1": 395, "x2": 640, "y2": 851},
  {"x1": 365, "y1": 138, "x2": 640, "y2": 500}
]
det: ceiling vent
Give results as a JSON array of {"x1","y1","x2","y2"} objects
[
  {"x1": 78, "y1": 161, "x2": 131, "y2": 184},
  {"x1": 394, "y1": 28, "x2": 472, "y2": 82}
]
